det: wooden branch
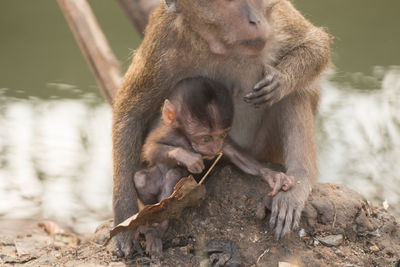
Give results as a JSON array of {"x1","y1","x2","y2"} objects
[
  {"x1": 116, "y1": 0, "x2": 160, "y2": 36},
  {"x1": 58, "y1": 0, "x2": 122, "y2": 105}
]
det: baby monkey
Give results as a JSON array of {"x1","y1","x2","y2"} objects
[{"x1": 134, "y1": 77, "x2": 294, "y2": 255}]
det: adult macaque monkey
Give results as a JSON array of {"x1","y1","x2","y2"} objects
[{"x1": 112, "y1": 0, "x2": 331, "y2": 257}]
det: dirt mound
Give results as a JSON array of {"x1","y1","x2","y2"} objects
[
  {"x1": 1, "y1": 165, "x2": 399, "y2": 266},
  {"x1": 160, "y1": 165, "x2": 400, "y2": 267}
]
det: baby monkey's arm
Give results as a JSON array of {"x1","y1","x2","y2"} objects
[
  {"x1": 223, "y1": 137, "x2": 294, "y2": 196},
  {"x1": 143, "y1": 141, "x2": 205, "y2": 174}
]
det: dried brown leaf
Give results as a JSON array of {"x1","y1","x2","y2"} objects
[
  {"x1": 109, "y1": 175, "x2": 205, "y2": 239},
  {"x1": 107, "y1": 153, "x2": 223, "y2": 242},
  {"x1": 38, "y1": 220, "x2": 65, "y2": 235}
]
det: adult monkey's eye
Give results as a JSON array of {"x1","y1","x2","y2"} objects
[{"x1": 202, "y1": 136, "x2": 212, "y2": 143}]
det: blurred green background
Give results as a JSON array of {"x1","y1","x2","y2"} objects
[{"x1": 0, "y1": 0, "x2": 399, "y2": 98}]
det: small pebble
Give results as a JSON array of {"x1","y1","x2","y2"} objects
[
  {"x1": 279, "y1": 262, "x2": 299, "y2": 267},
  {"x1": 298, "y1": 229, "x2": 307, "y2": 239},
  {"x1": 383, "y1": 200, "x2": 389, "y2": 210},
  {"x1": 369, "y1": 245, "x2": 379, "y2": 252},
  {"x1": 318, "y1": 234, "x2": 343, "y2": 247}
]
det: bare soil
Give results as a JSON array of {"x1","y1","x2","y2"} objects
[{"x1": 1, "y1": 164, "x2": 399, "y2": 266}]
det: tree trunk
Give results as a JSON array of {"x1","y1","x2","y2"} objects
[{"x1": 57, "y1": 0, "x2": 122, "y2": 105}]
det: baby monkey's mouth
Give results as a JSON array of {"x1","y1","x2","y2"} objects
[{"x1": 202, "y1": 154, "x2": 218, "y2": 160}]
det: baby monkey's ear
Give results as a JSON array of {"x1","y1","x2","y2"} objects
[{"x1": 162, "y1": 99, "x2": 176, "y2": 124}]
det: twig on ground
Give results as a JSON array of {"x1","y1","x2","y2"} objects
[{"x1": 256, "y1": 248, "x2": 270, "y2": 264}]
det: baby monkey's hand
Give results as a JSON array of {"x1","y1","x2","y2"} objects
[
  {"x1": 170, "y1": 148, "x2": 205, "y2": 173},
  {"x1": 260, "y1": 169, "x2": 295, "y2": 197},
  {"x1": 183, "y1": 152, "x2": 205, "y2": 173}
]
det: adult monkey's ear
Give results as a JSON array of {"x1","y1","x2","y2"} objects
[{"x1": 165, "y1": 0, "x2": 178, "y2": 13}]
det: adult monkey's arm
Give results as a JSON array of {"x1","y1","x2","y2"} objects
[
  {"x1": 244, "y1": 0, "x2": 331, "y2": 108},
  {"x1": 252, "y1": 0, "x2": 331, "y2": 240}
]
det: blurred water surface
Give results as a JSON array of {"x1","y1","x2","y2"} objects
[{"x1": 0, "y1": 1, "x2": 399, "y2": 232}]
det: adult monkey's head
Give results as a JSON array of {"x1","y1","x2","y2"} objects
[{"x1": 165, "y1": 0, "x2": 273, "y2": 56}]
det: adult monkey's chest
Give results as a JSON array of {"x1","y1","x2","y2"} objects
[{"x1": 204, "y1": 57, "x2": 267, "y2": 150}]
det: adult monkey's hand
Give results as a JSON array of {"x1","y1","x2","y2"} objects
[
  {"x1": 244, "y1": 65, "x2": 291, "y2": 108},
  {"x1": 257, "y1": 178, "x2": 311, "y2": 240}
]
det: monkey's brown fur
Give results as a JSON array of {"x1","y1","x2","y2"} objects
[{"x1": 112, "y1": 0, "x2": 331, "y2": 256}]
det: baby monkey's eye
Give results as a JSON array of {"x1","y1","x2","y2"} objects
[
  {"x1": 219, "y1": 133, "x2": 228, "y2": 139},
  {"x1": 201, "y1": 136, "x2": 212, "y2": 143}
]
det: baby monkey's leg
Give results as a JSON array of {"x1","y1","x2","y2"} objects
[
  {"x1": 133, "y1": 165, "x2": 164, "y2": 205},
  {"x1": 159, "y1": 167, "x2": 188, "y2": 201},
  {"x1": 136, "y1": 167, "x2": 187, "y2": 256}
]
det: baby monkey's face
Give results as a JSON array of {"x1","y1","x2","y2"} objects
[{"x1": 187, "y1": 124, "x2": 230, "y2": 160}]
